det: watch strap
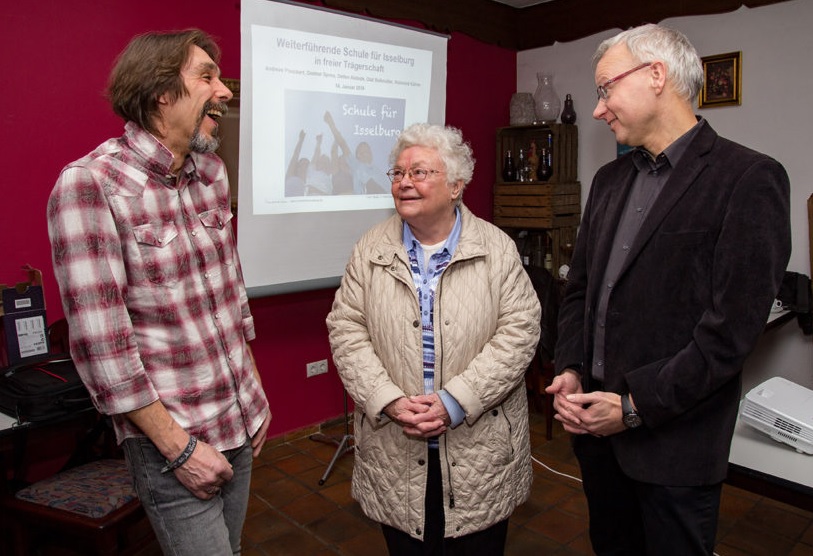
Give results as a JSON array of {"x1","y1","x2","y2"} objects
[
  {"x1": 621, "y1": 393, "x2": 642, "y2": 428},
  {"x1": 621, "y1": 393, "x2": 633, "y2": 415}
]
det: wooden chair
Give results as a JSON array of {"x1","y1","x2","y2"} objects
[
  {"x1": 0, "y1": 318, "x2": 154, "y2": 555},
  {"x1": 525, "y1": 344, "x2": 556, "y2": 441},
  {"x1": 523, "y1": 265, "x2": 561, "y2": 440},
  {"x1": 2, "y1": 458, "x2": 151, "y2": 555}
]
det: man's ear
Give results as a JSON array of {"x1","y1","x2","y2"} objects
[{"x1": 649, "y1": 60, "x2": 668, "y2": 94}]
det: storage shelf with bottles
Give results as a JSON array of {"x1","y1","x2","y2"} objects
[
  {"x1": 510, "y1": 228, "x2": 576, "y2": 278},
  {"x1": 494, "y1": 123, "x2": 580, "y2": 273},
  {"x1": 494, "y1": 123, "x2": 580, "y2": 230},
  {"x1": 495, "y1": 123, "x2": 578, "y2": 185}
]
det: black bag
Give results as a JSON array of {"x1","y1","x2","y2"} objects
[
  {"x1": 0, "y1": 354, "x2": 93, "y2": 423},
  {"x1": 777, "y1": 271, "x2": 813, "y2": 335}
]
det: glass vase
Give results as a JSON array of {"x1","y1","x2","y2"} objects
[
  {"x1": 533, "y1": 72, "x2": 561, "y2": 125},
  {"x1": 509, "y1": 92, "x2": 535, "y2": 126}
]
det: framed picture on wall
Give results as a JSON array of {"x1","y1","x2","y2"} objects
[{"x1": 699, "y1": 51, "x2": 742, "y2": 108}]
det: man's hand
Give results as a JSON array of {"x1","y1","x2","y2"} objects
[
  {"x1": 546, "y1": 369, "x2": 588, "y2": 434},
  {"x1": 126, "y1": 401, "x2": 233, "y2": 500},
  {"x1": 174, "y1": 439, "x2": 235, "y2": 500},
  {"x1": 246, "y1": 344, "x2": 270, "y2": 457},
  {"x1": 546, "y1": 370, "x2": 628, "y2": 437},
  {"x1": 251, "y1": 411, "x2": 272, "y2": 457},
  {"x1": 559, "y1": 391, "x2": 627, "y2": 437}
]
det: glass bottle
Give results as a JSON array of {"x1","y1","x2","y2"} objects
[
  {"x1": 538, "y1": 132, "x2": 554, "y2": 181},
  {"x1": 528, "y1": 140, "x2": 539, "y2": 182},
  {"x1": 533, "y1": 72, "x2": 561, "y2": 124},
  {"x1": 502, "y1": 150, "x2": 515, "y2": 182},
  {"x1": 517, "y1": 148, "x2": 526, "y2": 182},
  {"x1": 538, "y1": 147, "x2": 552, "y2": 181},
  {"x1": 561, "y1": 93, "x2": 577, "y2": 124},
  {"x1": 547, "y1": 132, "x2": 554, "y2": 176}
]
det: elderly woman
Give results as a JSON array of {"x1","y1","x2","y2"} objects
[{"x1": 326, "y1": 123, "x2": 541, "y2": 555}]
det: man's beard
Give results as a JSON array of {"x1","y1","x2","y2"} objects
[
  {"x1": 189, "y1": 126, "x2": 220, "y2": 153},
  {"x1": 189, "y1": 101, "x2": 228, "y2": 154}
]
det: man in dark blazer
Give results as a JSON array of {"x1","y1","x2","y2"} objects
[{"x1": 547, "y1": 24, "x2": 791, "y2": 555}]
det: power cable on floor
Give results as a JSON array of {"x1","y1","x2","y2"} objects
[{"x1": 531, "y1": 455, "x2": 582, "y2": 483}]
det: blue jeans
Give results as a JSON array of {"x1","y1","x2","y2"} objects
[{"x1": 122, "y1": 436, "x2": 253, "y2": 556}]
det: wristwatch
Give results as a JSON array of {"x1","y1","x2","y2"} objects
[{"x1": 621, "y1": 393, "x2": 642, "y2": 429}]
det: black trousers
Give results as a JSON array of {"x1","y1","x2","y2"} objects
[
  {"x1": 381, "y1": 448, "x2": 509, "y2": 556},
  {"x1": 573, "y1": 434, "x2": 722, "y2": 556}
]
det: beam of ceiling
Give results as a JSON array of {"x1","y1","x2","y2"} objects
[
  {"x1": 513, "y1": 0, "x2": 789, "y2": 50},
  {"x1": 320, "y1": 0, "x2": 791, "y2": 50},
  {"x1": 491, "y1": 0, "x2": 551, "y2": 7},
  {"x1": 322, "y1": 0, "x2": 517, "y2": 48}
]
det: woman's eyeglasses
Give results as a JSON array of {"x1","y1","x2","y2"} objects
[{"x1": 386, "y1": 168, "x2": 444, "y2": 183}]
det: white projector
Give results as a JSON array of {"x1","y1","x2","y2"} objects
[{"x1": 739, "y1": 376, "x2": 813, "y2": 455}]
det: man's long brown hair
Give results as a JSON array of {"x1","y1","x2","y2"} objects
[{"x1": 107, "y1": 29, "x2": 221, "y2": 135}]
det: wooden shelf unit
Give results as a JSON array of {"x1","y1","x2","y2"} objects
[{"x1": 493, "y1": 124, "x2": 581, "y2": 273}]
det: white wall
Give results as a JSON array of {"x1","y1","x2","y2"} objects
[{"x1": 517, "y1": 0, "x2": 813, "y2": 391}]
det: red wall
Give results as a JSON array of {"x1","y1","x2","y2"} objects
[{"x1": 0, "y1": 1, "x2": 515, "y2": 438}]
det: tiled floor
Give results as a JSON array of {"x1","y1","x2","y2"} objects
[{"x1": 37, "y1": 407, "x2": 813, "y2": 555}]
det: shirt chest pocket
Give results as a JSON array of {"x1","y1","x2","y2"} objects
[
  {"x1": 132, "y1": 222, "x2": 187, "y2": 286},
  {"x1": 198, "y1": 208, "x2": 235, "y2": 267}
]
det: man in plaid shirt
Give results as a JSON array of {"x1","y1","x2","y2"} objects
[{"x1": 47, "y1": 29, "x2": 270, "y2": 555}]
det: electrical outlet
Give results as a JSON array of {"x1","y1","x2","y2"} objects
[{"x1": 306, "y1": 359, "x2": 328, "y2": 378}]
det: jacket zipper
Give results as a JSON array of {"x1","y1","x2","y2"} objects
[
  {"x1": 443, "y1": 439, "x2": 456, "y2": 508},
  {"x1": 434, "y1": 277, "x2": 456, "y2": 510}
]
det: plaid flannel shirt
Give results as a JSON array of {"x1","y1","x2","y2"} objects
[{"x1": 47, "y1": 122, "x2": 269, "y2": 450}]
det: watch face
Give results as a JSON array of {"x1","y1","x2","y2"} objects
[{"x1": 623, "y1": 413, "x2": 643, "y2": 428}]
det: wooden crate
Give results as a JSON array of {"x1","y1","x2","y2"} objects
[
  {"x1": 493, "y1": 182, "x2": 581, "y2": 229},
  {"x1": 495, "y1": 123, "x2": 578, "y2": 184},
  {"x1": 506, "y1": 226, "x2": 578, "y2": 274},
  {"x1": 550, "y1": 226, "x2": 577, "y2": 271}
]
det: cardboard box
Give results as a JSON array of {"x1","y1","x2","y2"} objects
[{"x1": 0, "y1": 266, "x2": 49, "y2": 367}]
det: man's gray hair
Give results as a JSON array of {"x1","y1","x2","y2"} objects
[{"x1": 593, "y1": 24, "x2": 704, "y2": 102}]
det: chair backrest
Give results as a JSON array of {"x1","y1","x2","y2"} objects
[{"x1": 524, "y1": 265, "x2": 560, "y2": 361}]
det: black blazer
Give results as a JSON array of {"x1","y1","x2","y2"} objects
[{"x1": 555, "y1": 121, "x2": 791, "y2": 485}]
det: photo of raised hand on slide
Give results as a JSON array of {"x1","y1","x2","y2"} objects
[{"x1": 324, "y1": 110, "x2": 390, "y2": 194}]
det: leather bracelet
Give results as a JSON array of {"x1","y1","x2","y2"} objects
[{"x1": 160, "y1": 435, "x2": 197, "y2": 474}]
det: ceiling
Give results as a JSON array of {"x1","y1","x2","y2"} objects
[
  {"x1": 320, "y1": 0, "x2": 791, "y2": 50},
  {"x1": 491, "y1": 0, "x2": 551, "y2": 7}
]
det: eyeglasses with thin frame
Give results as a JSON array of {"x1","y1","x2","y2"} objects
[
  {"x1": 386, "y1": 167, "x2": 444, "y2": 183},
  {"x1": 596, "y1": 62, "x2": 652, "y2": 101}
]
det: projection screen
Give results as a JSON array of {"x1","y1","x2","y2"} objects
[{"x1": 237, "y1": 0, "x2": 448, "y2": 296}]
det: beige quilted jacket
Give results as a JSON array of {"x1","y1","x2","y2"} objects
[{"x1": 326, "y1": 205, "x2": 541, "y2": 540}]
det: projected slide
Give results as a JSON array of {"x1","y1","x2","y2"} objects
[
  {"x1": 238, "y1": 0, "x2": 447, "y2": 295},
  {"x1": 251, "y1": 25, "x2": 433, "y2": 215}
]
